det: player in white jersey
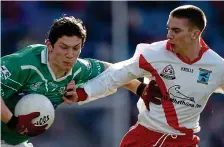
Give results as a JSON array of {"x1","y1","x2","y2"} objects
[{"x1": 74, "y1": 5, "x2": 224, "y2": 147}]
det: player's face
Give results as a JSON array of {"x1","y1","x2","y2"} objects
[
  {"x1": 47, "y1": 35, "x2": 82, "y2": 72},
  {"x1": 166, "y1": 16, "x2": 195, "y2": 53}
]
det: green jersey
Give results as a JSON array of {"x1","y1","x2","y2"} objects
[{"x1": 1, "y1": 44, "x2": 105, "y2": 145}]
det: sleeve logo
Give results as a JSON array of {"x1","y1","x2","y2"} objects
[
  {"x1": 1, "y1": 66, "x2": 12, "y2": 80},
  {"x1": 79, "y1": 59, "x2": 91, "y2": 70}
]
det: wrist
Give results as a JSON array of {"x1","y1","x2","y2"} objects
[
  {"x1": 6, "y1": 115, "x2": 18, "y2": 129},
  {"x1": 136, "y1": 83, "x2": 147, "y2": 97},
  {"x1": 76, "y1": 88, "x2": 88, "y2": 102}
]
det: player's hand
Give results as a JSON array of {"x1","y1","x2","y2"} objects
[
  {"x1": 63, "y1": 80, "x2": 79, "y2": 104},
  {"x1": 7, "y1": 112, "x2": 48, "y2": 137},
  {"x1": 141, "y1": 80, "x2": 163, "y2": 110}
]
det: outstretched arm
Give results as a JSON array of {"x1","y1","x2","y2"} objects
[
  {"x1": 75, "y1": 43, "x2": 164, "y2": 110},
  {"x1": 102, "y1": 62, "x2": 143, "y2": 95},
  {"x1": 78, "y1": 57, "x2": 150, "y2": 102}
]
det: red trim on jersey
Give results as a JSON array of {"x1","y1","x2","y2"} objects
[
  {"x1": 166, "y1": 38, "x2": 210, "y2": 65},
  {"x1": 139, "y1": 54, "x2": 193, "y2": 135}
]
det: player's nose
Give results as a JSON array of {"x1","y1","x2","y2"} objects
[
  {"x1": 167, "y1": 30, "x2": 173, "y2": 40},
  {"x1": 65, "y1": 49, "x2": 75, "y2": 58}
]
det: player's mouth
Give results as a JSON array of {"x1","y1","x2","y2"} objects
[
  {"x1": 63, "y1": 62, "x2": 73, "y2": 66},
  {"x1": 170, "y1": 42, "x2": 175, "y2": 49},
  {"x1": 169, "y1": 40, "x2": 175, "y2": 44}
]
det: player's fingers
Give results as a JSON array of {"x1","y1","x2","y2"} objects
[
  {"x1": 149, "y1": 80, "x2": 156, "y2": 86},
  {"x1": 64, "y1": 91, "x2": 78, "y2": 102},
  {"x1": 151, "y1": 91, "x2": 163, "y2": 98},
  {"x1": 62, "y1": 96, "x2": 74, "y2": 104},
  {"x1": 33, "y1": 124, "x2": 48, "y2": 131},
  {"x1": 67, "y1": 80, "x2": 75, "y2": 88},
  {"x1": 67, "y1": 81, "x2": 75, "y2": 86},
  {"x1": 35, "y1": 124, "x2": 48, "y2": 129},
  {"x1": 28, "y1": 112, "x2": 40, "y2": 118},
  {"x1": 150, "y1": 85, "x2": 161, "y2": 93},
  {"x1": 66, "y1": 84, "x2": 75, "y2": 91},
  {"x1": 66, "y1": 91, "x2": 78, "y2": 101},
  {"x1": 73, "y1": 81, "x2": 76, "y2": 90},
  {"x1": 71, "y1": 93, "x2": 79, "y2": 102},
  {"x1": 69, "y1": 80, "x2": 75, "y2": 85},
  {"x1": 66, "y1": 80, "x2": 75, "y2": 87},
  {"x1": 65, "y1": 91, "x2": 75, "y2": 96},
  {"x1": 151, "y1": 97, "x2": 162, "y2": 105}
]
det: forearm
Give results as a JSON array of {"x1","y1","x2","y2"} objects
[
  {"x1": 84, "y1": 59, "x2": 142, "y2": 99},
  {"x1": 83, "y1": 66, "x2": 128, "y2": 99},
  {"x1": 122, "y1": 79, "x2": 142, "y2": 94},
  {"x1": 77, "y1": 58, "x2": 148, "y2": 104},
  {"x1": 102, "y1": 60, "x2": 143, "y2": 95},
  {"x1": 103, "y1": 62, "x2": 139, "y2": 93},
  {"x1": 1, "y1": 97, "x2": 13, "y2": 123}
]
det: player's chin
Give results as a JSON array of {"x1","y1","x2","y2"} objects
[
  {"x1": 61, "y1": 64, "x2": 71, "y2": 70},
  {"x1": 64, "y1": 67, "x2": 72, "y2": 72}
]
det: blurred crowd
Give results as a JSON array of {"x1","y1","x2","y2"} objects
[{"x1": 1, "y1": 1, "x2": 224, "y2": 147}]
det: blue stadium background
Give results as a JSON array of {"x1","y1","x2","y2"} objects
[{"x1": 1, "y1": 1, "x2": 224, "y2": 147}]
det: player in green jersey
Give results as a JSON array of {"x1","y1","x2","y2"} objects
[
  {"x1": 0, "y1": 16, "x2": 110, "y2": 146},
  {"x1": 1, "y1": 16, "x2": 161, "y2": 147}
]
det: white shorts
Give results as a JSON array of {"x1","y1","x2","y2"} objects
[{"x1": 1, "y1": 140, "x2": 33, "y2": 147}]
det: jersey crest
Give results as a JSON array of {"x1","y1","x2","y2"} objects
[
  {"x1": 160, "y1": 64, "x2": 176, "y2": 80},
  {"x1": 1, "y1": 66, "x2": 11, "y2": 80},
  {"x1": 30, "y1": 82, "x2": 43, "y2": 91}
]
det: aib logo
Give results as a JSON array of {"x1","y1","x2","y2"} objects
[{"x1": 34, "y1": 115, "x2": 50, "y2": 125}]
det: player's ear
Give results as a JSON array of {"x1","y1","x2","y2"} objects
[
  {"x1": 45, "y1": 39, "x2": 53, "y2": 52},
  {"x1": 191, "y1": 30, "x2": 201, "y2": 40}
]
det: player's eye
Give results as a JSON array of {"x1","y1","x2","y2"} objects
[
  {"x1": 60, "y1": 46, "x2": 68, "y2": 49},
  {"x1": 173, "y1": 29, "x2": 181, "y2": 33},
  {"x1": 73, "y1": 47, "x2": 81, "y2": 51}
]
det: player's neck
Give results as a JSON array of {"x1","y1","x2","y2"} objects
[
  {"x1": 175, "y1": 40, "x2": 201, "y2": 62},
  {"x1": 48, "y1": 62, "x2": 67, "y2": 79}
]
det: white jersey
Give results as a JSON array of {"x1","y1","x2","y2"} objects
[{"x1": 83, "y1": 39, "x2": 224, "y2": 135}]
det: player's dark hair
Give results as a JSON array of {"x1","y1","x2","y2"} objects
[
  {"x1": 48, "y1": 15, "x2": 87, "y2": 47},
  {"x1": 170, "y1": 5, "x2": 207, "y2": 31}
]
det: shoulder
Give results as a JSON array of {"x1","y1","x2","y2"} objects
[
  {"x1": 134, "y1": 40, "x2": 167, "y2": 58},
  {"x1": 75, "y1": 58, "x2": 104, "y2": 74},
  {"x1": 77, "y1": 58, "x2": 103, "y2": 66},
  {"x1": 203, "y1": 49, "x2": 224, "y2": 75},
  {"x1": 73, "y1": 58, "x2": 91, "y2": 71},
  {"x1": 77, "y1": 58, "x2": 91, "y2": 66},
  {"x1": 2, "y1": 44, "x2": 45, "y2": 59},
  {"x1": 16, "y1": 44, "x2": 46, "y2": 56},
  {"x1": 205, "y1": 49, "x2": 224, "y2": 65},
  {"x1": 1, "y1": 44, "x2": 46, "y2": 66}
]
